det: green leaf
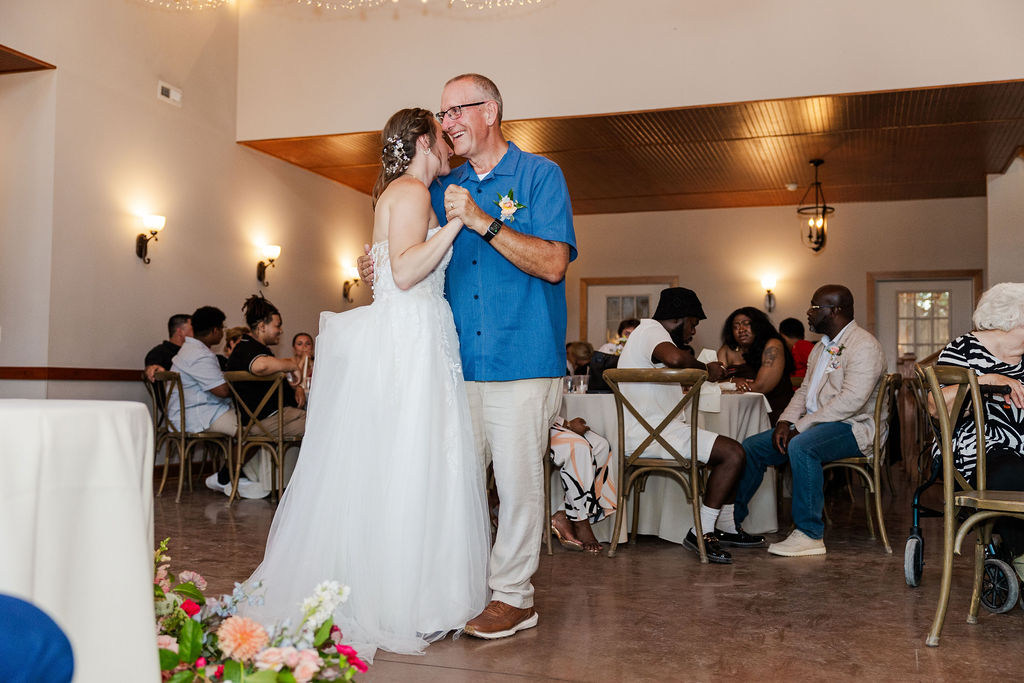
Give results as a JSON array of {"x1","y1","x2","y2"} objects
[
  {"x1": 313, "y1": 618, "x2": 333, "y2": 647},
  {"x1": 178, "y1": 618, "x2": 202, "y2": 663},
  {"x1": 223, "y1": 660, "x2": 244, "y2": 682},
  {"x1": 244, "y1": 671, "x2": 278, "y2": 683},
  {"x1": 508, "y1": 189, "x2": 514, "y2": 200},
  {"x1": 172, "y1": 582, "x2": 206, "y2": 604},
  {"x1": 158, "y1": 647, "x2": 181, "y2": 671},
  {"x1": 168, "y1": 671, "x2": 195, "y2": 683},
  {"x1": 277, "y1": 671, "x2": 297, "y2": 683}
]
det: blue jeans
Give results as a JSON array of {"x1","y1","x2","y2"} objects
[{"x1": 734, "y1": 422, "x2": 861, "y2": 539}]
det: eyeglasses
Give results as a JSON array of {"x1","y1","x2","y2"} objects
[
  {"x1": 808, "y1": 304, "x2": 839, "y2": 311},
  {"x1": 435, "y1": 101, "x2": 488, "y2": 123}
]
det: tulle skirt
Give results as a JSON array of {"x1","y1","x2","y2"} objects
[{"x1": 243, "y1": 289, "x2": 490, "y2": 661}]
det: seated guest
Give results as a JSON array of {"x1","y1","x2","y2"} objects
[
  {"x1": 144, "y1": 313, "x2": 192, "y2": 382},
  {"x1": 218, "y1": 325, "x2": 249, "y2": 370},
  {"x1": 598, "y1": 318, "x2": 640, "y2": 355},
  {"x1": 566, "y1": 341, "x2": 594, "y2": 375},
  {"x1": 618, "y1": 287, "x2": 764, "y2": 564},
  {"x1": 549, "y1": 416, "x2": 616, "y2": 554},
  {"x1": 716, "y1": 307, "x2": 795, "y2": 425},
  {"x1": 734, "y1": 285, "x2": 886, "y2": 557},
  {"x1": 0, "y1": 594, "x2": 74, "y2": 683},
  {"x1": 216, "y1": 294, "x2": 306, "y2": 499},
  {"x1": 780, "y1": 317, "x2": 815, "y2": 378},
  {"x1": 932, "y1": 282, "x2": 1024, "y2": 564},
  {"x1": 289, "y1": 332, "x2": 315, "y2": 391}
]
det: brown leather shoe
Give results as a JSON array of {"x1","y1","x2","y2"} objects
[{"x1": 464, "y1": 600, "x2": 538, "y2": 639}]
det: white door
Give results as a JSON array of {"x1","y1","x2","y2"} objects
[{"x1": 874, "y1": 279, "x2": 975, "y2": 372}]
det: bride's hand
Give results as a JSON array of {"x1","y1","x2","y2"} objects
[
  {"x1": 444, "y1": 185, "x2": 490, "y2": 235},
  {"x1": 357, "y1": 244, "x2": 375, "y2": 285}
]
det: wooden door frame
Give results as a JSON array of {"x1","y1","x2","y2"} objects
[
  {"x1": 865, "y1": 269, "x2": 984, "y2": 335},
  {"x1": 579, "y1": 276, "x2": 678, "y2": 341}
]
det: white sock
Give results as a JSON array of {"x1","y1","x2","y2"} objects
[
  {"x1": 716, "y1": 504, "x2": 737, "y2": 534},
  {"x1": 692, "y1": 504, "x2": 720, "y2": 537}
]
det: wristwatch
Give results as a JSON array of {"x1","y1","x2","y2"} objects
[{"x1": 483, "y1": 219, "x2": 503, "y2": 242}]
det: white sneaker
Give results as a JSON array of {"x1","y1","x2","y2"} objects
[
  {"x1": 204, "y1": 473, "x2": 232, "y2": 496},
  {"x1": 236, "y1": 479, "x2": 270, "y2": 500},
  {"x1": 767, "y1": 529, "x2": 826, "y2": 557}
]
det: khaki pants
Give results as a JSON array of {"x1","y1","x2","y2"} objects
[{"x1": 466, "y1": 378, "x2": 562, "y2": 609}]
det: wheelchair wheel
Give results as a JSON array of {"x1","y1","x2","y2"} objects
[
  {"x1": 904, "y1": 536, "x2": 924, "y2": 587},
  {"x1": 981, "y1": 558, "x2": 1019, "y2": 614}
]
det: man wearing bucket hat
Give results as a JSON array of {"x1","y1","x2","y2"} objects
[{"x1": 617, "y1": 287, "x2": 766, "y2": 564}]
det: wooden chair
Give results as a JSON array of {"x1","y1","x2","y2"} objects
[
  {"x1": 602, "y1": 367, "x2": 708, "y2": 561},
  {"x1": 151, "y1": 371, "x2": 232, "y2": 503},
  {"x1": 143, "y1": 375, "x2": 172, "y2": 492},
  {"x1": 822, "y1": 372, "x2": 902, "y2": 554},
  {"x1": 222, "y1": 371, "x2": 303, "y2": 503},
  {"x1": 923, "y1": 365, "x2": 1024, "y2": 647}
]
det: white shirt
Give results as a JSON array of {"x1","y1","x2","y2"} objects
[
  {"x1": 804, "y1": 321, "x2": 853, "y2": 415},
  {"x1": 169, "y1": 337, "x2": 232, "y2": 432}
]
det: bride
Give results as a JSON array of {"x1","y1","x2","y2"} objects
[{"x1": 244, "y1": 108, "x2": 490, "y2": 661}]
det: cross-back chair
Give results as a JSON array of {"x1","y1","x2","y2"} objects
[
  {"x1": 821, "y1": 372, "x2": 902, "y2": 553},
  {"x1": 602, "y1": 367, "x2": 708, "y2": 562},
  {"x1": 222, "y1": 371, "x2": 302, "y2": 504},
  {"x1": 150, "y1": 371, "x2": 232, "y2": 502},
  {"x1": 923, "y1": 364, "x2": 1024, "y2": 647}
]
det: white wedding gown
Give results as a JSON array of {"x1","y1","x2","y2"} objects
[{"x1": 244, "y1": 228, "x2": 490, "y2": 661}]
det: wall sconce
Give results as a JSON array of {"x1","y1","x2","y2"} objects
[
  {"x1": 761, "y1": 275, "x2": 777, "y2": 313},
  {"x1": 257, "y1": 245, "x2": 281, "y2": 286},
  {"x1": 135, "y1": 215, "x2": 166, "y2": 264},
  {"x1": 342, "y1": 265, "x2": 360, "y2": 303}
]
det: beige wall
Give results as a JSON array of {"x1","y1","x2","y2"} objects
[
  {"x1": 237, "y1": 0, "x2": 1024, "y2": 139},
  {"x1": 987, "y1": 156, "x2": 1024, "y2": 286},
  {"x1": 0, "y1": 0, "x2": 374, "y2": 401},
  {"x1": 568, "y1": 197, "x2": 988, "y2": 351}
]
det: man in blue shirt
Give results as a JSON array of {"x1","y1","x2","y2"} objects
[
  {"x1": 439, "y1": 74, "x2": 577, "y2": 639},
  {"x1": 363, "y1": 74, "x2": 576, "y2": 639}
]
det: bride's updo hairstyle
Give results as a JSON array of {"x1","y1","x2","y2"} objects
[{"x1": 371, "y1": 107, "x2": 437, "y2": 208}]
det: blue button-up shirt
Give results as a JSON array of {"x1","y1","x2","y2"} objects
[{"x1": 431, "y1": 141, "x2": 577, "y2": 381}]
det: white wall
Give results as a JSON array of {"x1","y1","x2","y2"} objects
[
  {"x1": 0, "y1": 0, "x2": 374, "y2": 401},
  {"x1": 568, "y1": 197, "x2": 988, "y2": 351},
  {"x1": 237, "y1": 0, "x2": 1024, "y2": 139},
  {"x1": 987, "y1": 156, "x2": 1024, "y2": 286},
  {"x1": 0, "y1": 69, "x2": 56, "y2": 398}
]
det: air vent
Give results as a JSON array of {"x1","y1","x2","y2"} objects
[{"x1": 157, "y1": 80, "x2": 182, "y2": 107}]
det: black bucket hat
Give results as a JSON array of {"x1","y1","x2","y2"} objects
[{"x1": 652, "y1": 287, "x2": 706, "y2": 321}]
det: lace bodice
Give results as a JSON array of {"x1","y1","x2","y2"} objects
[{"x1": 371, "y1": 227, "x2": 450, "y2": 300}]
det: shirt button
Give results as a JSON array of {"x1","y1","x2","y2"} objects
[
  {"x1": 476, "y1": 188, "x2": 482, "y2": 194},
  {"x1": 476, "y1": 331, "x2": 481, "y2": 336},
  {"x1": 472, "y1": 260, "x2": 477, "y2": 265},
  {"x1": 474, "y1": 294, "x2": 479, "y2": 300}
]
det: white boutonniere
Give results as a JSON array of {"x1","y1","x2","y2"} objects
[
  {"x1": 825, "y1": 342, "x2": 845, "y2": 372},
  {"x1": 494, "y1": 190, "x2": 526, "y2": 222}
]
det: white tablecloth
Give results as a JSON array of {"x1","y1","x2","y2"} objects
[
  {"x1": 0, "y1": 400, "x2": 159, "y2": 682},
  {"x1": 559, "y1": 391, "x2": 777, "y2": 543}
]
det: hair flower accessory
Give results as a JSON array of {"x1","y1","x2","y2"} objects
[
  {"x1": 382, "y1": 134, "x2": 411, "y2": 176},
  {"x1": 494, "y1": 190, "x2": 526, "y2": 222}
]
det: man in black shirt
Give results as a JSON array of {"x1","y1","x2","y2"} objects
[
  {"x1": 144, "y1": 314, "x2": 192, "y2": 382},
  {"x1": 212, "y1": 295, "x2": 306, "y2": 499}
]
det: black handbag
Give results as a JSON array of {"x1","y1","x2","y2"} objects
[{"x1": 586, "y1": 351, "x2": 619, "y2": 393}]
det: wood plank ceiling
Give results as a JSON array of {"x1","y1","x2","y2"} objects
[{"x1": 241, "y1": 80, "x2": 1024, "y2": 215}]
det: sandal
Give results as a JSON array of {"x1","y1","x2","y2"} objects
[{"x1": 550, "y1": 521, "x2": 583, "y2": 552}]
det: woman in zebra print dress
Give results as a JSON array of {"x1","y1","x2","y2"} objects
[{"x1": 934, "y1": 282, "x2": 1024, "y2": 555}]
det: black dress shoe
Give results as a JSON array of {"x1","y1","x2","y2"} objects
[
  {"x1": 714, "y1": 526, "x2": 767, "y2": 548},
  {"x1": 683, "y1": 530, "x2": 732, "y2": 564}
]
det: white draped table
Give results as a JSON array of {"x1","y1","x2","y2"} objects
[
  {"x1": 0, "y1": 400, "x2": 159, "y2": 683},
  {"x1": 559, "y1": 391, "x2": 778, "y2": 544}
]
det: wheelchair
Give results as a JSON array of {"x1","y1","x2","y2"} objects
[{"x1": 904, "y1": 381, "x2": 1022, "y2": 613}]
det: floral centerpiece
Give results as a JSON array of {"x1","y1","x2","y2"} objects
[{"x1": 154, "y1": 539, "x2": 367, "y2": 682}]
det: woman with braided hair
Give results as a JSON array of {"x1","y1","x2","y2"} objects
[{"x1": 244, "y1": 108, "x2": 488, "y2": 661}]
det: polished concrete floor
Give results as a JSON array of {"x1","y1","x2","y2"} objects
[{"x1": 155, "y1": 470, "x2": 1024, "y2": 682}]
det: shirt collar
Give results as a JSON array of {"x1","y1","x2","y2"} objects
[
  {"x1": 451, "y1": 140, "x2": 522, "y2": 182},
  {"x1": 821, "y1": 321, "x2": 854, "y2": 347}
]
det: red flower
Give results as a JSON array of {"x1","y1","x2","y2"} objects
[
  {"x1": 348, "y1": 656, "x2": 368, "y2": 673},
  {"x1": 180, "y1": 599, "x2": 201, "y2": 617},
  {"x1": 214, "y1": 664, "x2": 224, "y2": 678},
  {"x1": 330, "y1": 625, "x2": 340, "y2": 634},
  {"x1": 336, "y1": 644, "x2": 358, "y2": 657},
  {"x1": 195, "y1": 657, "x2": 207, "y2": 668}
]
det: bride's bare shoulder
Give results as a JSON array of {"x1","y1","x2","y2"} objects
[{"x1": 379, "y1": 176, "x2": 431, "y2": 208}]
